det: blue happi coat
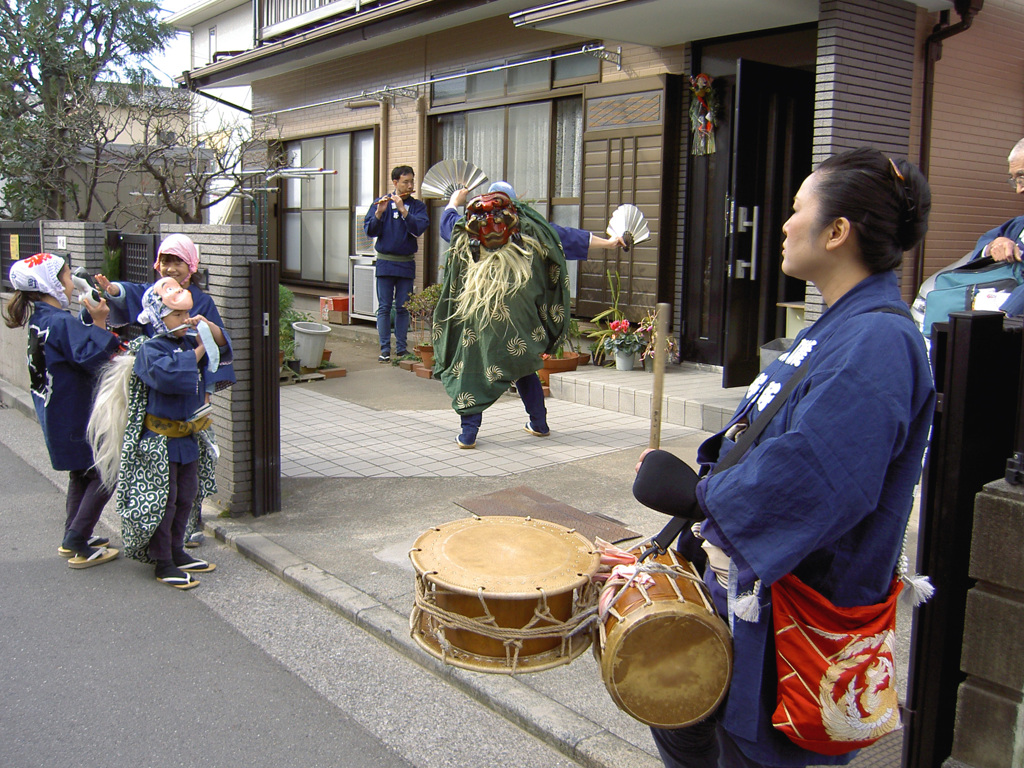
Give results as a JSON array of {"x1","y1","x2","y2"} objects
[
  {"x1": 27, "y1": 302, "x2": 121, "y2": 471},
  {"x1": 133, "y1": 330, "x2": 233, "y2": 465},
  {"x1": 106, "y1": 281, "x2": 236, "y2": 391},
  {"x1": 693, "y1": 271, "x2": 934, "y2": 766}
]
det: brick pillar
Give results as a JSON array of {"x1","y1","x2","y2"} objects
[
  {"x1": 161, "y1": 224, "x2": 258, "y2": 515},
  {"x1": 40, "y1": 220, "x2": 108, "y2": 315},
  {"x1": 944, "y1": 480, "x2": 1024, "y2": 768},
  {"x1": 806, "y1": 0, "x2": 918, "y2": 321}
]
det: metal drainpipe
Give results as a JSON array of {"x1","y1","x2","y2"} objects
[
  {"x1": 913, "y1": 0, "x2": 983, "y2": 290},
  {"x1": 416, "y1": 95, "x2": 429, "y2": 289},
  {"x1": 379, "y1": 100, "x2": 390, "y2": 196}
]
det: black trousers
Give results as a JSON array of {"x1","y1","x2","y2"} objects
[
  {"x1": 64, "y1": 468, "x2": 112, "y2": 539},
  {"x1": 651, "y1": 714, "x2": 775, "y2": 768},
  {"x1": 147, "y1": 461, "x2": 199, "y2": 563}
]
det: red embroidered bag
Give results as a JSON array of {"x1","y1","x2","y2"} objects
[{"x1": 771, "y1": 573, "x2": 903, "y2": 755}]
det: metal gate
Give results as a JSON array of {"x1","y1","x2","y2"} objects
[
  {"x1": 0, "y1": 222, "x2": 41, "y2": 290},
  {"x1": 120, "y1": 233, "x2": 159, "y2": 284}
]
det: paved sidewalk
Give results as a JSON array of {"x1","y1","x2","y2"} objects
[{"x1": 0, "y1": 321, "x2": 905, "y2": 767}]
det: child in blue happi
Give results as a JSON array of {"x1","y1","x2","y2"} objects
[
  {"x1": 95, "y1": 233, "x2": 234, "y2": 546},
  {"x1": 92, "y1": 277, "x2": 232, "y2": 590},
  {"x1": 3, "y1": 252, "x2": 121, "y2": 568}
]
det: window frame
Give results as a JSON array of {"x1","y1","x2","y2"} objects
[{"x1": 279, "y1": 127, "x2": 377, "y2": 289}]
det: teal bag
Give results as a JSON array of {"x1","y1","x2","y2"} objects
[{"x1": 922, "y1": 257, "x2": 1023, "y2": 335}]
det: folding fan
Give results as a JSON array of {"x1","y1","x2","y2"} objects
[
  {"x1": 419, "y1": 159, "x2": 489, "y2": 199},
  {"x1": 607, "y1": 204, "x2": 651, "y2": 252}
]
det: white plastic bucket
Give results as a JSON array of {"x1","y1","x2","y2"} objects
[{"x1": 292, "y1": 321, "x2": 331, "y2": 369}]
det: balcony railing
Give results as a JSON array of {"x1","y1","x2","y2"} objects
[{"x1": 260, "y1": 0, "x2": 414, "y2": 41}]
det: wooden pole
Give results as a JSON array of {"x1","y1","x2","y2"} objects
[{"x1": 649, "y1": 302, "x2": 670, "y2": 449}]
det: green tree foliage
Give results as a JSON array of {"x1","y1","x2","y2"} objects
[{"x1": 0, "y1": 0, "x2": 174, "y2": 219}]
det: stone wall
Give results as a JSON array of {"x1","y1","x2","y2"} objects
[
  {"x1": 161, "y1": 224, "x2": 259, "y2": 515},
  {"x1": 944, "y1": 479, "x2": 1024, "y2": 768}
]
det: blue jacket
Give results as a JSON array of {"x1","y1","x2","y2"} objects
[
  {"x1": 970, "y1": 214, "x2": 1024, "y2": 260},
  {"x1": 692, "y1": 271, "x2": 934, "y2": 765},
  {"x1": 364, "y1": 196, "x2": 430, "y2": 279},
  {"x1": 439, "y1": 206, "x2": 591, "y2": 260},
  {"x1": 106, "y1": 281, "x2": 236, "y2": 391},
  {"x1": 27, "y1": 303, "x2": 121, "y2": 471},
  {"x1": 134, "y1": 330, "x2": 233, "y2": 465}
]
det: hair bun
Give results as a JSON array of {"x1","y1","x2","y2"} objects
[{"x1": 893, "y1": 158, "x2": 930, "y2": 251}]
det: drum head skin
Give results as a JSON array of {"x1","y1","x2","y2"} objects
[
  {"x1": 409, "y1": 516, "x2": 600, "y2": 673},
  {"x1": 410, "y1": 516, "x2": 599, "y2": 598},
  {"x1": 602, "y1": 603, "x2": 732, "y2": 728}
]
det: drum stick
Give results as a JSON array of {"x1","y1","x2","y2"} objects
[{"x1": 648, "y1": 302, "x2": 670, "y2": 449}]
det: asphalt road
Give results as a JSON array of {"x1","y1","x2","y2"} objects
[{"x1": 0, "y1": 413, "x2": 585, "y2": 768}]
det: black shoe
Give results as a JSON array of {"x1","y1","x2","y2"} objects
[{"x1": 378, "y1": 354, "x2": 391, "y2": 363}]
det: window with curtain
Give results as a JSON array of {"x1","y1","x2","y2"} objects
[
  {"x1": 281, "y1": 129, "x2": 375, "y2": 286},
  {"x1": 428, "y1": 96, "x2": 584, "y2": 285}
]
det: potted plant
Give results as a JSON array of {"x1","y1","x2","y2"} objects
[
  {"x1": 638, "y1": 307, "x2": 679, "y2": 372},
  {"x1": 404, "y1": 283, "x2": 442, "y2": 370},
  {"x1": 279, "y1": 285, "x2": 313, "y2": 370},
  {"x1": 587, "y1": 270, "x2": 627, "y2": 366},
  {"x1": 601, "y1": 319, "x2": 645, "y2": 370}
]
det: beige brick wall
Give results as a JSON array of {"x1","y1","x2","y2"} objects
[
  {"x1": 920, "y1": 0, "x2": 1024, "y2": 280},
  {"x1": 254, "y1": 16, "x2": 688, "y2": 292}
]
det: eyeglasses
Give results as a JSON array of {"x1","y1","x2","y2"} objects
[{"x1": 1008, "y1": 174, "x2": 1024, "y2": 189}]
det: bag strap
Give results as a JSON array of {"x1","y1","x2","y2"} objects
[
  {"x1": 648, "y1": 354, "x2": 811, "y2": 554},
  {"x1": 648, "y1": 305, "x2": 912, "y2": 556}
]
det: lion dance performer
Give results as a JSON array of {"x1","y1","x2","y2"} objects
[{"x1": 433, "y1": 190, "x2": 569, "y2": 448}]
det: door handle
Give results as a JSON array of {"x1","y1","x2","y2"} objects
[{"x1": 735, "y1": 205, "x2": 759, "y2": 280}]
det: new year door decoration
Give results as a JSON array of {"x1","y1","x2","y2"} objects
[{"x1": 689, "y1": 73, "x2": 719, "y2": 156}]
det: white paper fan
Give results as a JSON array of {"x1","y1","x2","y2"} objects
[
  {"x1": 419, "y1": 159, "x2": 489, "y2": 199},
  {"x1": 606, "y1": 204, "x2": 650, "y2": 252}
]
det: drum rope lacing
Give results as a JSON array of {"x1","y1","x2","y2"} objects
[
  {"x1": 596, "y1": 546, "x2": 717, "y2": 650},
  {"x1": 411, "y1": 573, "x2": 601, "y2": 673}
]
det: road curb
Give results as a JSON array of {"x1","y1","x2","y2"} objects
[{"x1": 207, "y1": 517, "x2": 661, "y2": 768}]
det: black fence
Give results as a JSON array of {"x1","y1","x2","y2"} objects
[
  {"x1": 0, "y1": 222, "x2": 42, "y2": 291},
  {"x1": 903, "y1": 310, "x2": 1023, "y2": 768}
]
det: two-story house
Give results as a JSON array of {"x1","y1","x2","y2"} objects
[{"x1": 169, "y1": 0, "x2": 1021, "y2": 387}]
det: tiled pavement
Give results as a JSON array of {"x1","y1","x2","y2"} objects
[{"x1": 280, "y1": 388, "x2": 697, "y2": 478}]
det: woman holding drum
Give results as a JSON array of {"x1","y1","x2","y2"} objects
[{"x1": 634, "y1": 147, "x2": 934, "y2": 767}]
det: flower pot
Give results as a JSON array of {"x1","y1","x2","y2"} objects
[
  {"x1": 292, "y1": 321, "x2": 331, "y2": 369},
  {"x1": 577, "y1": 352, "x2": 591, "y2": 366},
  {"x1": 322, "y1": 349, "x2": 332, "y2": 363},
  {"x1": 614, "y1": 351, "x2": 636, "y2": 371},
  {"x1": 543, "y1": 352, "x2": 580, "y2": 374},
  {"x1": 415, "y1": 344, "x2": 435, "y2": 369}
]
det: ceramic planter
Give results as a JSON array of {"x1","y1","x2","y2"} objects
[{"x1": 614, "y1": 351, "x2": 636, "y2": 371}]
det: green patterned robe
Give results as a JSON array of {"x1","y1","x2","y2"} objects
[
  {"x1": 117, "y1": 336, "x2": 218, "y2": 562},
  {"x1": 433, "y1": 202, "x2": 570, "y2": 415}
]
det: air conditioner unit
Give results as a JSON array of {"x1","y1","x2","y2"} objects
[{"x1": 354, "y1": 205, "x2": 376, "y2": 255}]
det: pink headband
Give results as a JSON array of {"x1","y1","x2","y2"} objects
[{"x1": 154, "y1": 234, "x2": 199, "y2": 274}]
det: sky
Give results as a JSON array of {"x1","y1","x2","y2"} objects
[{"x1": 140, "y1": 0, "x2": 195, "y2": 85}]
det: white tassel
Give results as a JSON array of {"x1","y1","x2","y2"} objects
[
  {"x1": 733, "y1": 579, "x2": 762, "y2": 623},
  {"x1": 900, "y1": 573, "x2": 935, "y2": 608}
]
